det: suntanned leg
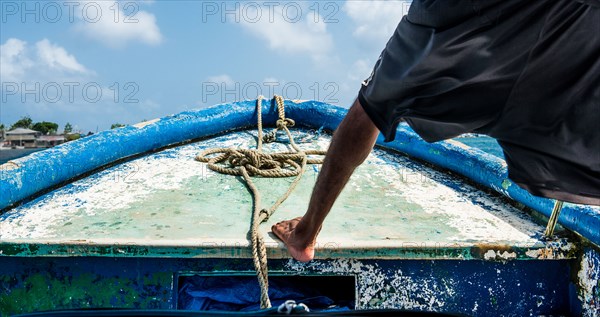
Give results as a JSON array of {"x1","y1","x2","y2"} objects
[{"x1": 271, "y1": 99, "x2": 380, "y2": 262}]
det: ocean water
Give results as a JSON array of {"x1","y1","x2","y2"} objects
[
  {"x1": 453, "y1": 135, "x2": 504, "y2": 159},
  {"x1": 0, "y1": 148, "x2": 44, "y2": 165}
]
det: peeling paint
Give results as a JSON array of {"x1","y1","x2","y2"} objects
[
  {"x1": 0, "y1": 161, "x2": 19, "y2": 171},
  {"x1": 484, "y1": 250, "x2": 496, "y2": 260},
  {"x1": 483, "y1": 250, "x2": 517, "y2": 261},
  {"x1": 286, "y1": 258, "x2": 455, "y2": 310},
  {"x1": 524, "y1": 239, "x2": 577, "y2": 260},
  {"x1": 501, "y1": 179, "x2": 512, "y2": 190},
  {"x1": 0, "y1": 253, "x2": 580, "y2": 315},
  {"x1": 578, "y1": 248, "x2": 600, "y2": 316},
  {"x1": 282, "y1": 258, "x2": 573, "y2": 315}
]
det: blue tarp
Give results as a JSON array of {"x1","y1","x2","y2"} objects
[{"x1": 178, "y1": 276, "x2": 353, "y2": 312}]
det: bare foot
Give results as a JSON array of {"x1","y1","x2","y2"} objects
[{"x1": 271, "y1": 217, "x2": 315, "y2": 262}]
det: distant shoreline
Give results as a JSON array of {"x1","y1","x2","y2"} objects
[{"x1": 0, "y1": 148, "x2": 44, "y2": 164}]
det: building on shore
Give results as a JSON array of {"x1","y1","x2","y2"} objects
[
  {"x1": 4, "y1": 128, "x2": 42, "y2": 148},
  {"x1": 2, "y1": 128, "x2": 67, "y2": 149},
  {"x1": 36, "y1": 135, "x2": 66, "y2": 148}
]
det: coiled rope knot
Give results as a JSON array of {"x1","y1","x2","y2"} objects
[
  {"x1": 194, "y1": 95, "x2": 326, "y2": 309},
  {"x1": 196, "y1": 148, "x2": 310, "y2": 178},
  {"x1": 277, "y1": 118, "x2": 295, "y2": 129},
  {"x1": 263, "y1": 118, "x2": 295, "y2": 143},
  {"x1": 259, "y1": 208, "x2": 271, "y2": 220}
]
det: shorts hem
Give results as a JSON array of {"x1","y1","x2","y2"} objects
[{"x1": 357, "y1": 88, "x2": 397, "y2": 143}]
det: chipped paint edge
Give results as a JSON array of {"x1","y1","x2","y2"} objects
[{"x1": 0, "y1": 239, "x2": 578, "y2": 261}]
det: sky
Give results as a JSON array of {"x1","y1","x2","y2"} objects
[{"x1": 1, "y1": 0, "x2": 411, "y2": 133}]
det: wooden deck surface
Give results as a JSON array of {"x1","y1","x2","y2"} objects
[{"x1": 0, "y1": 129, "x2": 570, "y2": 259}]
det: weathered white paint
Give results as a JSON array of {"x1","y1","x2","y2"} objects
[
  {"x1": 0, "y1": 130, "x2": 553, "y2": 255},
  {"x1": 285, "y1": 258, "x2": 456, "y2": 310}
]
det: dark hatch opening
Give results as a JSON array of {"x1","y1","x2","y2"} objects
[{"x1": 177, "y1": 274, "x2": 356, "y2": 312}]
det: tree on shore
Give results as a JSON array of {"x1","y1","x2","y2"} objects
[
  {"x1": 111, "y1": 123, "x2": 126, "y2": 129},
  {"x1": 0, "y1": 124, "x2": 4, "y2": 131},
  {"x1": 64, "y1": 123, "x2": 73, "y2": 134},
  {"x1": 32, "y1": 121, "x2": 59, "y2": 135},
  {"x1": 10, "y1": 116, "x2": 33, "y2": 130}
]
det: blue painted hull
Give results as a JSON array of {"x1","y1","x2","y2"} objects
[
  {"x1": 0, "y1": 256, "x2": 580, "y2": 315},
  {"x1": 0, "y1": 99, "x2": 598, "y2": 316},
  {"x1": 1, "y1": 99, "x2": 598, "y2": 246}
]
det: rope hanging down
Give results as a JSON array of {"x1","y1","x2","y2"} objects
[{"x1": 195, "y1": 95, "x2": 326, "y2": 309}]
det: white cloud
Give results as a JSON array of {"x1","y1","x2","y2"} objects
[
  {"x1": 344, "y1": 1, "x2": 410, "y2": 47},
  {"x1": 238, "y1": 6, "x2": 333, "y2": 61},
  {"x1": 0, "y1": 38, "x2": 89, "y2": 82},
  {"x1": 73, "y1": 1, "x2": 162, "y2": 48},
  {"x1": 348, "y1": 59, "x2": 375, "y2": 81},
  {"x1": 35, "y1": 39, "x2": 88, "y2": 73},
  {"x1": 0, "y1": 38, "x2": 33, "y2": 82},
  {"x1": 206, "y1": 74, "x2": 235, "y2": 86}
]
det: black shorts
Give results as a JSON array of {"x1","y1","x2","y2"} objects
[{"x1": 358, "y1": 0, "x2": 600, "y2": 205}]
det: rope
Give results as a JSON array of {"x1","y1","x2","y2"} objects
[
  {"x1": 195, "y1": 95, "x2": 326, "y2": 309},
  {"x1": 543, "y1": 200, "x2": 564, "y2": 238},
  {"x1": 278, "y1": 300, "x2": 310, "y2": 314}
]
